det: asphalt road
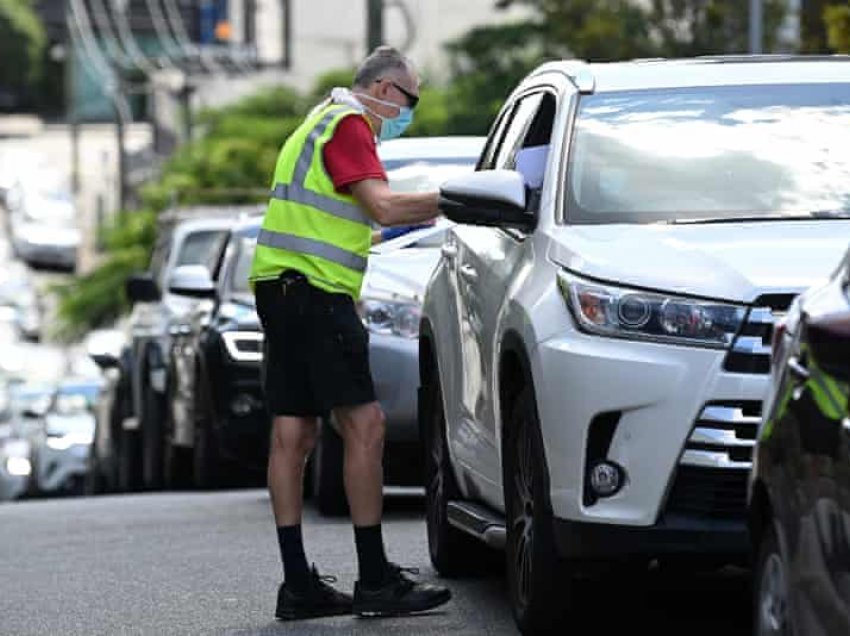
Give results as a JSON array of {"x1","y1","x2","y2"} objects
[{"x1": 0, "y1": 489, "x2": 754, "y2": 636}]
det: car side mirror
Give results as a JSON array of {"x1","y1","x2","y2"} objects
[
  {"x1": 168, "y1": 265, "x2": 216, "y2": 298},
  {"x1": 807, "y1": 313, "x2": 850, "y2": 381},
  {"x1": 126, "y1": 272, "x2": 160, "y2": 304},
  {"x1": 89, "y1": 352, "x2": 120, "y2": 370},
  {"x1": 439, "y1": 170, "x2": 535, "y2": 231}
]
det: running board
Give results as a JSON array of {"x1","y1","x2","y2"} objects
[{"x1": 446, "y1": 501, "x2": 506, "y2": 549}]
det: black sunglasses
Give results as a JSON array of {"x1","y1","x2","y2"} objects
[{"x1": 380, "y1": 79, "x2": 419, "y2": 109}]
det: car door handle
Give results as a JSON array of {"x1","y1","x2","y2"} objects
[
  {"x1": 459, "y1": 264, "x2": 478, "y2": 282},
  {"x1": 441, "y1": 244, "x2": 458, "y2": 260},
  {"x1": 787, "y1": 355, "x2": 810, "y2": 381}
]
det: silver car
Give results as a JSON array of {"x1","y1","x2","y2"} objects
[{"x1": 29, "y1": 378, "x2": 103, "y2": 496}]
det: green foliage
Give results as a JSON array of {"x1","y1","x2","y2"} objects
[
  {"x1": 0, "y1": 0, "x2": 46, "y2": 103},
  {"x1": 825, "y1": 3, "x2": 850, "y2": 53}
]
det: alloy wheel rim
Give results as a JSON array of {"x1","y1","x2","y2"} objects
[
  {"x1": 758, "y1": 552, "x2": 788, "y2": 635},
  {"x1": 511, "y1": 415, "x2": 534, "y2": 609}
]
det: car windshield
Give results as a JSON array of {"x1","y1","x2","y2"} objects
[
  {"x1": 54, "y1": 383, "x2": 100, "y2": 414},
  {"x1": 567, "y1": 82, "x2": 850, "y2": 224},
  {"x1": 230, "y1": 238, "x2": 256, "y2": 294}
]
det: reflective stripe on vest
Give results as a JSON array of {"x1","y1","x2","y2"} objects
[
  {"x1": 269, "y1": 183, "x2": 367, "y2": 226},
  {"x1": 257, "y1": 228, "x2": 367, "y2": 273}
]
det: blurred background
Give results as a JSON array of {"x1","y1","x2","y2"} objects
[{"x1": 0, "y1": 0, "x2": 849, "y2": 505}]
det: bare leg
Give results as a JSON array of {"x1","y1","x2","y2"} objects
[
  {"x1": 334, "y1": 402, "x2": 386, "y2": 526},
  {"x1": 268, "y1": 415, "x2": 318, "y2": 525}
]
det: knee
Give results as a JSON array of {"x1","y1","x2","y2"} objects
[
  {"x1": 341, "y1": 405, "x2": 385, "y2": 452},
  {"x1": 270, "y1": 420, "x2": 317, "y2": 458}
]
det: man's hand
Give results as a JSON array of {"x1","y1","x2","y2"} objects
[{"x1": 350, "y1": 179, "x2": 439, "y2": 227}]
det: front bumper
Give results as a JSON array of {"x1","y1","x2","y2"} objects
[
  {"x1": 534, "y1": 330, "x2": 766, "y2": 551},
  {"x1": 211, "y1": 361, "x2": 268, "y2": 468},
  {"x1": 369, "y1": 333, "x2": 419, "y2": 443},
  {"x1": 17, "y1": 241, "x2": 77, "y2": 269},
  {"x1": 35, "y1": 443, "x2": 89, "y2": 493}
]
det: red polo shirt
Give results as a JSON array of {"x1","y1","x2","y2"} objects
[{"x1": 322, "y1": 115, "x2": 387, "y2": 194}]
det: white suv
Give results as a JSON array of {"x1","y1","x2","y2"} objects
[{"x1": 418, "y1": 56, "x2": 850, "y2": 632}]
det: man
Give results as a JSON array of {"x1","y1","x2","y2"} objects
[{"x1": 249, "y1": 46, "x2": 452, "y2": 620}]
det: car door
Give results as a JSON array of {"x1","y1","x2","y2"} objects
[
  {"x1": 450, "y1": 90, "x2": 555, "y2": 488},
  {"x1": 780, "y1": 266, "x2": 850, "y2": 634}
]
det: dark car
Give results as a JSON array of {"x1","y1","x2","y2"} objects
[
  {"x1": 166, "y1": 217, "x2": 265, "y2": 488},
  {"x1": 749, "y1": 248, "x2": 850, "y2": 635}
]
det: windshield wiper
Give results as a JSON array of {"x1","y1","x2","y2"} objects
[{"x1": 664, "y1": 211, "x2": 850, "y2": 225}]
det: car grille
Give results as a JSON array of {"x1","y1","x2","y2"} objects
[
  {"x1": 665, "y1": 400, "x2": 761, "y2": 519},
  {"x1": 723, "y1": 293, "x2": 796, "y2": 374}
]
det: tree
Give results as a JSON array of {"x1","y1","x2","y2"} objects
[
  {"x1": 0, "y1": 0, "x2": 46, "y2": 108},
  {"x1": 824, "y1": 3, "x2": 850, "y2": 53}
]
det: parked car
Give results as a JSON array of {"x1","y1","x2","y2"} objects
[
  {"x1": 85, "y1": 324, "x2": 135, "y2": 494},
  {"x1": 749, "y1": 247, "x2": 850, "y2": 636},
  {"x1": 9, "y1": 187, "x2": 80, "y2": 272},
  {"x1": 0, "y1": 262, "x2": 44, "y2": 341},
  {"x1": 309, "y1": 136, "x2": 486, "y2": 515},
  {"x1": 28, "y1": 377, "x2": 103, "y2": 497},
  {"x1": 418, "y1": 56, "x2": 850, "y2": 632},
  {"x1": 0, "y1": 381, "x2": 54, "y2": 501},
  {"x1": 166, "y1": 216, "x2": 264, "y2": 489},
  {"x1": 110, "y1": 206, "x2": 258, "y2": 491}
]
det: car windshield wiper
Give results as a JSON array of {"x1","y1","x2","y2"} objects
[{"x1": 663, "y1": 211, "x2": 850, "y2": 225}]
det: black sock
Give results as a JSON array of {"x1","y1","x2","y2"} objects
[
  {"x1": 277, "y1": 525, "x2": 310, "y2": 590},
  {"x1": 354, "y1": 524, "x2": 390, "y2": 587}
]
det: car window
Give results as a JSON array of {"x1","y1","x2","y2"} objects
[
  {"x1": 491, "y1": 93, "x2": 545, "y2": 171},
  {"x1": 567, "y1": 82, "x2": 850, "y2": 224}
]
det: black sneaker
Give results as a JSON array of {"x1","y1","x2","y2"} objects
[
  {"x1": 275, "y1": 565, "x2": 353, "y2": 621},
  {"x1": 353, "y1": 563, "x2": 452, "y2": 617}
]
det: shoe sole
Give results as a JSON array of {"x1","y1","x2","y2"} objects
[
  {"x1": 354, "y1": 591, "x2": 452, "y2": 618},
  {"x1": 275, "y1": 605, "x2": 352, "y2": 621}
]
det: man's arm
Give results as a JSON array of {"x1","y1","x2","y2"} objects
[{"x1": 351, "y1": 179, "x2": 439, "y2": 227}]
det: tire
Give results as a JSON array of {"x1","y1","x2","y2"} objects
[
  {"x1": 118, "y1": 428, "x2": 142, "y2": 492},
  {"x1": 141, "y1": 379, "x2": 165, "y2": 491},
  {"x1": 422, "y1": 377, "x2": 494, "y2": 576},
  {"x1": 504, "y1": 386, "x2": 570, "y2": 634},
  {"x1": 162, "y1": 376, "x2": 192, "y2": 490},
  {"x1": 193, "y1": 367, "x2": 223, "y2": 489},
  {"x1": 754, "y1": 523, "x2": 793, "y2": 636},
  {"x1": 311, "y1": 417, "x2": 348, "y2": 516},
  {"x1": 84, "y1": 445, "x2": 108, "y2": 495}
]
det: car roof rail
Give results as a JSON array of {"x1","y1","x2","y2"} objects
[{"x1": 528, "y1": 59, "x2": 596, "y2": 94}]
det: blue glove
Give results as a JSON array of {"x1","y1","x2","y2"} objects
[{"x1": 380, "y1": 224, "x2": 430, "y2": 242}]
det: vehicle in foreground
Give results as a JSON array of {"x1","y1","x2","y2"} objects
[
  {"x1": 419, "y1": 55, "x2": 850, "y2": 632},
  {"x1": 309, "y1": 136, "x2": 485, "y2": 515},
  {"x1": 749, "y1": 247, "x2": 850, "y2": 636}
]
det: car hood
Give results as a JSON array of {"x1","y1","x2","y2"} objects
[
  {"x1": 362, "y1": 247, "x2": 442, "y2": 302},
  {"x1": 218, "y1": 295, "x2": 260, "y2": 330},
  {"x1": 547, "y1": 220, "x2": 850, "y2": 303}
]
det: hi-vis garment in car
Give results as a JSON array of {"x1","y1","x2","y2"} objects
[{"x1": 249, "y1": 103, "x2": 373, "y2": 299}]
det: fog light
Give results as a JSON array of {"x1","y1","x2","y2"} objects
[
  {"x1": 230, "y1": 393, "x2": 258, "y2": 416},
  {"x1": 589, "y1": 461, "x2": 624, "y2": 497},
  {"x1": 6, "y1": 456, "x2": 31, "y2": 477}
]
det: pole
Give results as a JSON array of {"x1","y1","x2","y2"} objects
[
  {"x1": 367, "y1": 0, "x2": 383, "y2": 52},
  {"x1": 749, "y1": 0, "x2": 763, "y2": 54},
  {"x1": 65, "y1": 2, "x2": 80, "y2": 194}
]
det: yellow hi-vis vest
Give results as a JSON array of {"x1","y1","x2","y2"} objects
[{"x1": 249, "y1": 103, "x2": 373, "y2": 299}]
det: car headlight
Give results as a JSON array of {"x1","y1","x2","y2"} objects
[
  {"x1": 557, "y1": 271, "x2": 746, "y2": 348},
  {"x1": 357, "y1": 299, "x2": 421, "y2": 339},
  {"x1": 221, "y1": 331, "x2": 264, "y2": 362},
  {"x1": 5, "y1": 456, "x2": 31, "y2": 476}
]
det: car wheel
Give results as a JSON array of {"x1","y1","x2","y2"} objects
[
  {"x1": 755, "y1": 523, "x2": 792, "y2": 636},
  {"x1": 423, "y1": 376, "x2": 495, "y2": 576},
  {"x1": 311, "y1": 418, "x2": 348, "y2": 516},
  {"x1": 118, "y1": 429, "x2": 142, "y2": 492},
  {"x1": 193, "y1": 367, "x2": 222, "y2": 489},
  {"x1": 141, "y1": 379, "x2": 165, "y2": 490},
  {"x1": 163, "y1": 377, "x2": 192, "y2": 490},
  {"x1": 84, "y1": 445, "x2": 107, "y2": 495},
  {"x1": 504, "y1": 386, "x2": 570, "y2": 634}
]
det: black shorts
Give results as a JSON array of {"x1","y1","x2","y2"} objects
[{"x1": 254, "y1": 271, "x2": 376, "y2": 417}]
